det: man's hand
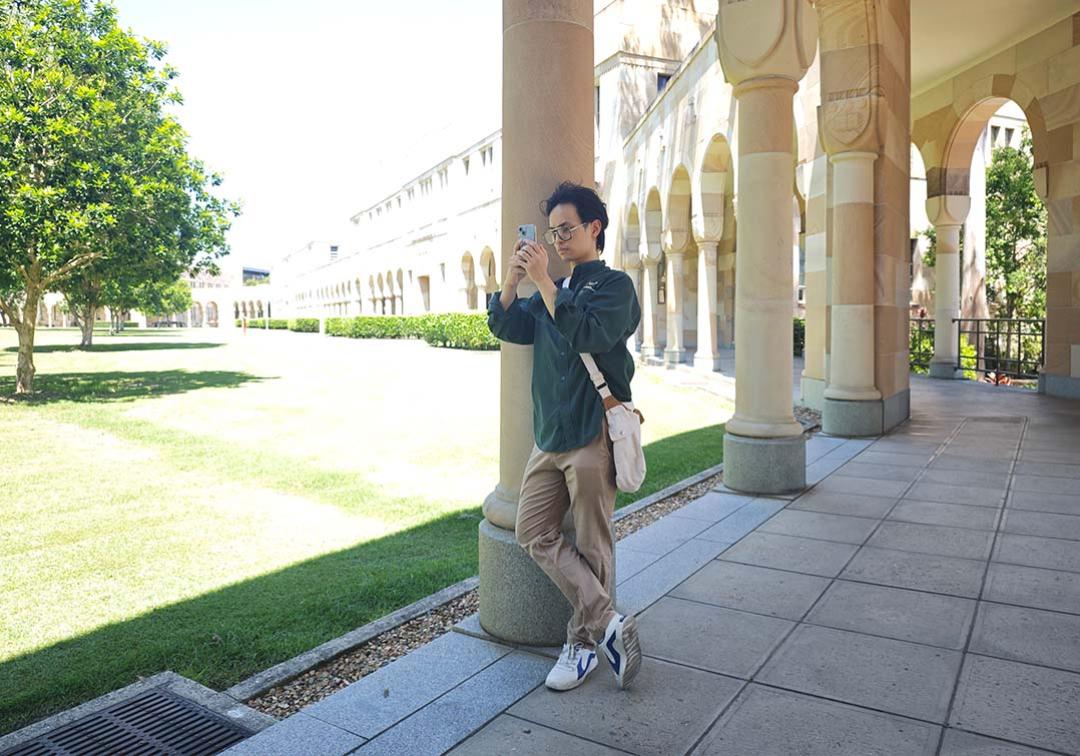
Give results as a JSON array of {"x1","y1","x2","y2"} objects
[{"x1": 516, "y1": 240, "x2": 552, "y2": 287}]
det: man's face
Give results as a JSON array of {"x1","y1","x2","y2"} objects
[{"x1": 547, "y1": 203, "x2": 599, "y2": 264}]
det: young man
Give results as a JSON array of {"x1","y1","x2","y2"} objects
[{"x1": 488, "y1": 182, "x2": 643, "y2": 691}]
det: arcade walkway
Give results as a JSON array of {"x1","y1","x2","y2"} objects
[{"x1": 225, "y1": 377, "x2": 1080, "y2": 756}]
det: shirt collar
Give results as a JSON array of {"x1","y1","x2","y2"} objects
[{"x1": 569, "y1": 259, "x2": 606, "y2": 285}]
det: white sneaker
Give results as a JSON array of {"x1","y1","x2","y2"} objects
[
  {"x1": 600, "y1": 614, "x2": 642, "y2": 689},
  {"x1": 545, "y1": 642, "x2": 598, "y2": 691}
]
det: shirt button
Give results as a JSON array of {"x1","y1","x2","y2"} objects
[{"x1": 561, "y1": 376, "x2": 566, "y2": 382}]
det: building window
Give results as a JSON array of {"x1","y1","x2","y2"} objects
[
  {"x1": 330, "y1": 245, "x2": 339, "y2": 261},
  {"x1": 657, "y1": 73, "x2": 671, "y2": 94},
  {"x1": 990, "y1": 125, "x2": 1000, "y2": 146},
  {"x1": 1004, "y1": 127, "x2": 1015, "y2": 146},
  {"x1": 463, "y1": 157, "x2": 470, "y2": 175}
]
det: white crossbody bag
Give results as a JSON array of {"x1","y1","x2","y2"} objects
[{"x1": 562, "y1": 277, "x2": 647, "y2": 493}]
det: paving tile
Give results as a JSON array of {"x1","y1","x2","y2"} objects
[
  {"x1": 949, "y1": 655, "x2": 1080, "y2": 754},
  {"x1": 718, "y1": 532, "x2": 859, "y2": 577},
  {"x1": 806, "y1": 580, "x2": 976, "y2": 650},
  {"x1": 904, "y1": 482, "x2": 1004, "y2": 508},
  {"x1": 833, "y1": 461, "x2": 923, "y2": 483},
  {"x1": 614, "y1": 514, "x2": 712, "y2": 555},
  {"x1": 509, "y1": 657, "x2": 741, "y2": 756},
  {"x1": 695, "y1": 499, "x2": 785, "y2": 543},
  {"x1": 788, "y1": 490, "x2": 897, "y2": 518},
  {"x1": 805, "y1": 435, "x2": 846, "y2": 463},
  {"x1": 1018, "y1": 448, "x2": 1080, "y2": 465},
  {"x1": 939, "y1": 729, "x2": 1058, "y2": 755},
  {"x1": 614, "y1": 545, "x2": 662, "y2": 584},
  {"x1": 615, "y1": 537, "x2": 731, "y2": 615},
  {"x1": 842, "y1": 546, "x2": 987, "y2": 598},
  {"x1": 814, "y1": 475, "x2": 911, "y2": 498},
  {"x1": 669, "y1": 560, "x2": 830, "y2": 620},
  {"x1": 758, "y1": 509, "x2": 878, "y2": 544},
  {"x1": 865, "y1": 439, "x2": 943, "y2": 456},
  {"x1": 866, "y1": 521, "x2": 995, "y2": 560},
  {"x1": 930, "y1": 455, "x2": 1011, "y2": 473},
  {"x1": 303, "y1": 632, "x2": 510, "y2": 738},
  {"x1": 637, "y1": 596, "x2": 794, "y2": 678},
  {"x1": 1012, "y1": 461, "x2": 1080, "y2": 480},
  {"x1": 970, "y1": 602, "x2": 1080, "y2": 673},
  {"x1": 692, "y1": 685, "x2": 940, "y2": 756},
  {"x1": 220, "y1": 714, "x2": 365, "y2": 756},
  {"x1": 1011, "y1": 473, "x2": 1080, "y2": 496},
  {"x1": 983, "y1": 563, "x2": 1080, "y2": 615},
  {"x1": 356, "y1": 651, "x2": 549, "y2": 756},
  {"x1": 667, "y1": 491, "x2": 752, "y2": 523},
  {"x1": 852, "y1": 450, "x2": 931, "y2": 467},
  {"x1": 1007, "y1": 490, "x2": 1080, "y2": 515},
  {"x1": 447, "y1": 715, "x2": 624, "y2": 755},
  {"x1": 888, "y1": 500, "x2": 999, "y2": 531},
  {"x1": 993, "y1": 533, "x2": 1080, "y2": 573},
  {"x1": 920, "y1": 468, "x2": 1011, "y2": 490},
  {"x1": 806, "y1": 458, "x2": 849, "y2": 485},
  {"x1": 1000, "y1": 509, "x2": 1080, "y2": 541},
  {"x1": 757, "y1": 625, "x2": 962, "y2": 722}
]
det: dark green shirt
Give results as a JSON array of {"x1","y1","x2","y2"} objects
[{"x1": 488, "y1": 259, "x2": 641, "y2": 453}]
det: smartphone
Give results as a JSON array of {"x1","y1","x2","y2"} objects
[{"x1": 517, "y1": 224, "x2": 536, "y2": 244}]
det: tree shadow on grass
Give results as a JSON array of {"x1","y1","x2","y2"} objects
[
  {"x1": 7, "y1": 342, "x2": 226, "y2": 354},
  {"x1": 0, "y1": 369, "x2": 268, "y2": 403},
  {"x1": 0, "y1": 509, "x2": 483, "y2": 737}
]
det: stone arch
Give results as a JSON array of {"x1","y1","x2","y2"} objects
[
  {"x1": 206, "y1": 301, "x2": 219, "y2": 327},
  {"x1": 694, "y1": 135, "x2": 732, "y2": 243},
  {"x1": 462, "y1": 252, "x2": 478, "y2": 310},
  {"x1": 643, "y1": 187, "x2": 663, "y2": 263},
  {"x1": 255, "y1": 301, "x2": 264, "y2": 318},
  {"x1": 479, "y1": 247, "x2": 498, "y2": 294},
  {"x1": 191, "y1": 301, "x2": 204, "y2": 327},
  {"x1": 664, "y1": 164, "x2": 692, "y2": 254}
]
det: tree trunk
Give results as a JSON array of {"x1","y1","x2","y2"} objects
[
  {"x1": 79, "y1": 312, "x2": 94, "y2": 347},
  {"x1": 13, "y1": 291, "x2": 40, "y2": 394}
]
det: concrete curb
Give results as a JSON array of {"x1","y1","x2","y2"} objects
[{"x1": 224, "y1": 576, "x2": 480, "y2": 702}]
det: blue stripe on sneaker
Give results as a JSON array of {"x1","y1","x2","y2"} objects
[{"x1": 606, "y1": 629, "x2": 621, "y2": 671}]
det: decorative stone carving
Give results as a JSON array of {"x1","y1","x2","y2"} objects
[{"x1": 716, "y1": 0, "x2": 817, "y2": 87}]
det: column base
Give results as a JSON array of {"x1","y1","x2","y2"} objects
[
  {"x1": 723, "y1": 432, "x2": 806, "y2": 495},
  {"x1": 929, "y1": 361, "x2": 963, "y2": 379},
  {"x1": 822, "y1": 397, "x2": 884, "y2": 438},
  {"x1": 800, "y1": 376, "x2": 825, "y2": 411},
  {"x1": 640, "y1": 345, "x2": 664, "y2": 360},
  {"x1": 664, "y1": 348, "x2": 689, "y2": 367},
  {"x1": 693, "y1": 353, "x2": 722, "y2": 371},
  {"x1": 1040, "y1": 373, "x2": 1080, "y2": 400},
  {"x1": 478, "y1": 519, "x2": 571, "y2": 646}
]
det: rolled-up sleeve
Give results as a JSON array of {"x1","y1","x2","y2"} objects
[
  {"x1": 553, "y1": 275, "x2": 637, "y2": 353},
  {"x1": 488, "y1": 292, "x2": 535, "y2": 345}
]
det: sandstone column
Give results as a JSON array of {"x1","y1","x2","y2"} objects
[
  {"x1": 821, "y1": 149, "x2": 882, "y2": 434},
  {"x1": 694, "y1": 241, "x2": 721, "y2": 370},
  {"x1": 640, "y1": 257, "x2": 662, "y2": 359},
  {"x1": 623, "y1": 253, "x2": 644, "y2": 351},
  {"x1": 926, "y1": 195, "x2": 969, "y2": 379},
  {"x1": 663, "y1": 248, "x2": 688, "y2": 365},
  {"x1": 478, "y1": 0, "x2": 593, "y2": 645},
  {"x1": 717, "y1": 0, "x2": 816, "y2": 494}
]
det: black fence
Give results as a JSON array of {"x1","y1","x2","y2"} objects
[
  {"x1": 956, "y1": 318, "x2": 1045, "y2": 382},
  {"x1": 908, "y1": 318, "x2": 935, "y2": 373}
]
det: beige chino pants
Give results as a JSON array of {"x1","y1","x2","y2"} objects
[{"x1": 515, "y1": 418, "x2": 618, "y2": 647}]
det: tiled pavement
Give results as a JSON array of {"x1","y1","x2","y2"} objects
[{"x1": 224, "y1": 378, "x2": 1080, "y2": 756}]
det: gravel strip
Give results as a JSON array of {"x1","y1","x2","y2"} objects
[{"x1": 247, "y1": 409, "x2": 820, "y2": 719}]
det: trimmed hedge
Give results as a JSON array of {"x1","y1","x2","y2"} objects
[
  {"x1": 288, "y1": 318, "x2": 319, "y2": 333},
  {"x1": 324, "y1": 313, "x2": 499, "y2": 350}
]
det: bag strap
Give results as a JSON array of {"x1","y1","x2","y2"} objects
[{"x1": 563, "y1": 276, "x2": 625, "y2": 414}]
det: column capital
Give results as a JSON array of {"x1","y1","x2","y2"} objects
[
  {"x1": 715, "y1": 0, "x2": 817, "y2": 88},
  {"x1": 697, "y1": 241, "x2": 719, "y2": 267},
  {"x1": 622, "y1": 252, "x2": 642, "y2": 270},
  {"x1": 925, "y1": 194, "x2": 970, "y2": 228}
]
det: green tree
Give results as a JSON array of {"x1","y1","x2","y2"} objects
[
  {"x1": 0, "y1": 0, "x2": 236, "y2": 391},
  {"x1": 985, "y1": 130, "x2": 1047, "y2": 320},
  {"x1": 135, "y1": 277, "x2": 192, "y2": 320}
]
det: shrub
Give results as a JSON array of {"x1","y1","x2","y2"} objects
[
  {"x1": 793, "y1": 318, "x2": 805, "y2": 356},
  {"x1": 288, "y1": 318, "x2": 319, "y2": 333},
  {"x1": 268, "y1": 319, "x2": 289, "y2": 330},
  {"x1": 322, "y1": 313, "x2": 498, "y2": 350},
  {"x1": 245, "y1": 318, "x2": 265, "y2": 329}
]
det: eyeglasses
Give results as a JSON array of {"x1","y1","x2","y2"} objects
[{"x1": 543, "y1": 222, "x2": 588, "y2": 245}]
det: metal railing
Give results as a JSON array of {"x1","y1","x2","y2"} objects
[
  {"x1": 908, "y1": 318, "x2": 935, "y2": 372},
  {"x1": 956, "y1": 318, "x2": 1045, "y2": 382}
]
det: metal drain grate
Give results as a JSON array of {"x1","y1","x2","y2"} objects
[{"x1": 3, "y1": 687, "x2": 252, "y2": 756}]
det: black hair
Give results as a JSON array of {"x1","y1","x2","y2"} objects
[{"x1": 541, "y1": 181, "x2": 609, "y2": 252}]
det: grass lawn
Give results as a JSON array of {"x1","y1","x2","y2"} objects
[{"x1": 0, "y1": 326, "x2": 731, "y2": 734}]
